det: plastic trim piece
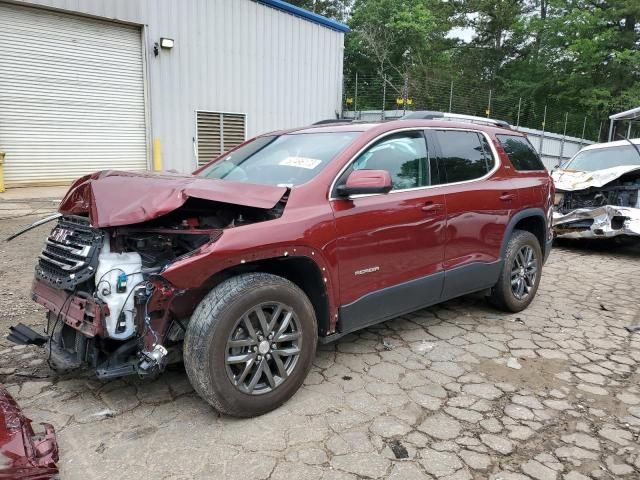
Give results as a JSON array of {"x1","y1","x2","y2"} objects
[
  {"x1": 323, "y1": 260, "x2": 505, "y2": 343},
  {"x1": 440, "y1": 260, "x2": 502, "y2": 302},
  {"x1": 338, "y1": 272, "x2": 445, "y2": 336}
]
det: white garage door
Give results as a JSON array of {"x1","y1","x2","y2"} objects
[{"x1": 0, "y1": 3, "x2": 147, "y2": 187}]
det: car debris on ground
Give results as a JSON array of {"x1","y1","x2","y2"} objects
[{"x1": 0, "y1": 384, "x2": 59, "y2": 479}]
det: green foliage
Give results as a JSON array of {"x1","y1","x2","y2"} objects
[
  {"x1": 338, "y1": 0, "x2": 640, "y2": 140},
  {"x1": 285, "y1": 0, "x2": 351, "y2": 22}
]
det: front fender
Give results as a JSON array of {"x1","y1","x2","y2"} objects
[{"x1": 160, "y1": 242, "x2": 340, "y2": 330}]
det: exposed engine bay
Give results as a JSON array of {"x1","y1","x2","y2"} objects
[
  {"x1": 22, "y1": 194, "x2": 287, "y2": 379},
  {"x1": 553, "y1": 167, "x2": 640, "y2": 239}
]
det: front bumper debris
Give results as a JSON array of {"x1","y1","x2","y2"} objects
[
  {"x1": 0, "y1": 384, "x2": 59, "y2": 479},
  {"x1": 31, "y1": 279, "x2": 108, "y2": 338},
  {"x1": 553, "y1": 205, "x2": 640, "y2": 239}
]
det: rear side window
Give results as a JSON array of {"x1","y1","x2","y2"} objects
[
  {"x1": 435, "y1": 130, "x2": 495, "y2": 183},
  {"x1": 497, "y1": 134, "x2": 545, "y2": 171}
]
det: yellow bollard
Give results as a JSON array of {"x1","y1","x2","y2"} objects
[
  {"x1": 152, "y1": 138, "x2": 162, "y2": 172},
  {"x1": 0, "y1": 151, "x2": 5, "y2": 193}
]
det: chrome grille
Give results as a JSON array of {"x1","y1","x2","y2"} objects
[{"x1": 36, "y1": 216, "x2": 103, "y2": 289}]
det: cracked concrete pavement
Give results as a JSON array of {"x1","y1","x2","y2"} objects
[{"x1": 1, "y1": 210, "x2": 640, "y2": 479}]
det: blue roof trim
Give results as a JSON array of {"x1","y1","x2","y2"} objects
[{"x1": 257, "y1": 0, "x2": 350, "y2": 33}]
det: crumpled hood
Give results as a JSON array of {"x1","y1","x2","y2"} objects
[
  {"x1": 59, "y1": 170, "x2": 287, "y2": 227},
  {"x1": 552, "y1": 165, "x2": 640, "y2": 191}
]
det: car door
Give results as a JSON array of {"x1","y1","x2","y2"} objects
[
  {"x1": 495, "y1": 133, "x2": 549, "y2": 209},
  {"x1": 330, "y1": 129, "x2": 447, "y2": 333},
  {"x1": 429, "y1": 129, "x2": 516, "y2": 300}
]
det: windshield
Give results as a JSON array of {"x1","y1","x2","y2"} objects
[
  {"x1": 564, "y1": 144, "x2": 640, "y2": 172},
  {"x1": 197, "y1": 132, "x2": 358, "y2": 187}
]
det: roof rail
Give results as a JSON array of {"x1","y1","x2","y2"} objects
[
  {"x1": 312, "y1": 119, "x2": 354, "y2": 125},
  {"x1": 401, "y1": 111, "x2": 511, "y2": 129}
]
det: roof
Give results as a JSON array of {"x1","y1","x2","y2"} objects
[
  {"x1": 579, "y1": 138, "x2": 640, "y2": 151},
  {"x1": 609, "y1": 107, "x2": 640, "y2": 121},
  {"x1": 257, "y1": 0, "x2": 350, "y2": 33},
  {"x1": 268, "y1": 119, "x2": 520, "y2": 136}
]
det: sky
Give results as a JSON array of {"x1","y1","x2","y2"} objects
[{"x1": 447, "y1": 26, "x2": 475, "y2": 43}]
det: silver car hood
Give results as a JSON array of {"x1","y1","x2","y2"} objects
[{"x1": 552, "y1": 165, "x2": 640, "y2": 191}]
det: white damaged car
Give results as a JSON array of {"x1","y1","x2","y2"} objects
[{"x1": 552, "y1": 138, "x2": 640, "y2": 239}]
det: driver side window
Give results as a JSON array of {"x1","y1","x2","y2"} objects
[{"x1": 336, "y1": 131, "x2": 430, "y2": 192}]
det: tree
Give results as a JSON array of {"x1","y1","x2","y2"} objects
[
  {"x1": 335, "y1": 0, "x2": 639, "y2": 138},
  {"x1": 501, "y1": 0, "x2": 640, "y2": 136},
  {"x1": 344, "y1": 0, "x2": 456, "y2": 108},
  {"x1": 286, "y1": 0, "x2": 351, "y2": 22}
]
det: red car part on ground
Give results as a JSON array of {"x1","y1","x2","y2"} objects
[{"x1": 0, "y1": 384, "x2": 58, "y2": 480}]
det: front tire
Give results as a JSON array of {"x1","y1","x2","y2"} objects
[
  {"x1": 488, "y1": 230, "x2": 542, "y2": 312},
  {"x1": 184, "y1": 273, "x2": 317, "y2": 417}
]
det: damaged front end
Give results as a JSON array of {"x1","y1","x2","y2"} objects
[
  {"x1": 14, "y1": 170, "x2": 288, "y2": 379},
  {"x1": 553, "y1": 166, "x2": 640, "y2": 239}
]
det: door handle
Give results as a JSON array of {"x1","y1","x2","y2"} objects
[
  {"x1": 499, "y1": 193, "x2": 516, "y2": 202},
  {"x1": 421, "y1": 202, "x2": 443, "y2": 213}
]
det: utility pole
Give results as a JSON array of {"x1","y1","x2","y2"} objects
[
  {"x1": 486, "y1": 90, "x2": 492, "y2": 118},
  {"x1": 402, "y1": 74, "x2": 408, "y2": 116},
  {"x1": 560, "y1": 112, "x2": 568, "y2": 160},
  {"x1": 580, "y1": 116, "x2": 587, "y2": 146},
  {"x1": 539, "y1": 104, "x2": 547, "y2": 152},
  {"x1": 381, "y1": 74, "x2": 387, "y2": 120},
  {"x1": 448, "y1": 81, "x2": 453, "y2": 112},
  {"x1": 354, "y1": 72, "x2": 358, "y2": 116},
  {"x1": 598, "y1": 121, "x2": 604, "y2": 142},
  {"x1": 516, "y1": 97, "x2": 522, "y2": 128}
]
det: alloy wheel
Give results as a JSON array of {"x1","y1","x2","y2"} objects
[
  {"x1": 510, "y1": 245, "x2": 538, "y2": 300},
  {"x1": 225, "y1": 302, "x2": 301, "y2": 395}
]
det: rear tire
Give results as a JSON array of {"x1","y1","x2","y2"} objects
[
  {"x1": 184, "y1": 273, "x2": 317, "y2": 417},
  {"x1": 488, "y1": 230, "x2": 542, "y2": 312}
]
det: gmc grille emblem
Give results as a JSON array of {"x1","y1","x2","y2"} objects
[{"x1": 51, "y1": 228, "x2": 73, "y2": 244}]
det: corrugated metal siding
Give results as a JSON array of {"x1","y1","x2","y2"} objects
[
  {"x1": 8, "y1": 0, "x2": 345, "y2": 174},
  {"x1": 517, "y1": 127, "x2": 593, "y2": 170},
  {"x1": 0, "y1": 2, "x2": 147, "y2": 186}
]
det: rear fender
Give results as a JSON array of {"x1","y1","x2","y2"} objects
[{"x1": 501, "y1": 208, "x2": 550, "y2": 261}]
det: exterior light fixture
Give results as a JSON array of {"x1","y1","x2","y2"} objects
[
  {"x1": 154, "y1": 38, "x2": 175, "y2": 57},
  {"x1": 160, "y1": 38, "x2": 174, "y2": 49}
]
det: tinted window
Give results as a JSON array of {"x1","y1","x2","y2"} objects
[
  {"x1": 336, "y1": 131, "x2": 430, "y2": 191},
  {"x1": 198, "y1": 132, "x2": 358, "y2": 187},
  {"x1": 436, "y1": 130, "x2": 494, "y2": 183},
  {"x1": 497, "y1": 134, "x2": 545, "y2": 171},
  {"x1": 480, "y1": 135, "x2": 496, "y2": 171}
]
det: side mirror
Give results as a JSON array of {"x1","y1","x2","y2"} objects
[{"x1": 336, "y1": 170, "x2": 392, "y2": 197}]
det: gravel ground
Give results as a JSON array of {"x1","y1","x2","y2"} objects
[{"x1": 1, "y1": 206, "x2": 640, "y2": 480}]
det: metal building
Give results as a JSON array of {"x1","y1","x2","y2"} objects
[{"x1": 0, "y1": 0, "x2": 348, "y2": 187}]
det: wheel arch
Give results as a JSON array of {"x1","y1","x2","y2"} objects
[
  {"x1": 202, "y1": 256, "x2": 333, "y2": 337},
  {"x1": 501, "y1": 208, "x2": 548, "y2": 260}
]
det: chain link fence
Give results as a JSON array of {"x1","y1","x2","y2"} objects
[{"x1": 341, "y1": 72, "x2": 609, "y2": 143}]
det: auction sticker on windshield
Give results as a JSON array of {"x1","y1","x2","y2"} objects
[{"x1": 279, "y1": 157, "x2": 322, "y2": 169}]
